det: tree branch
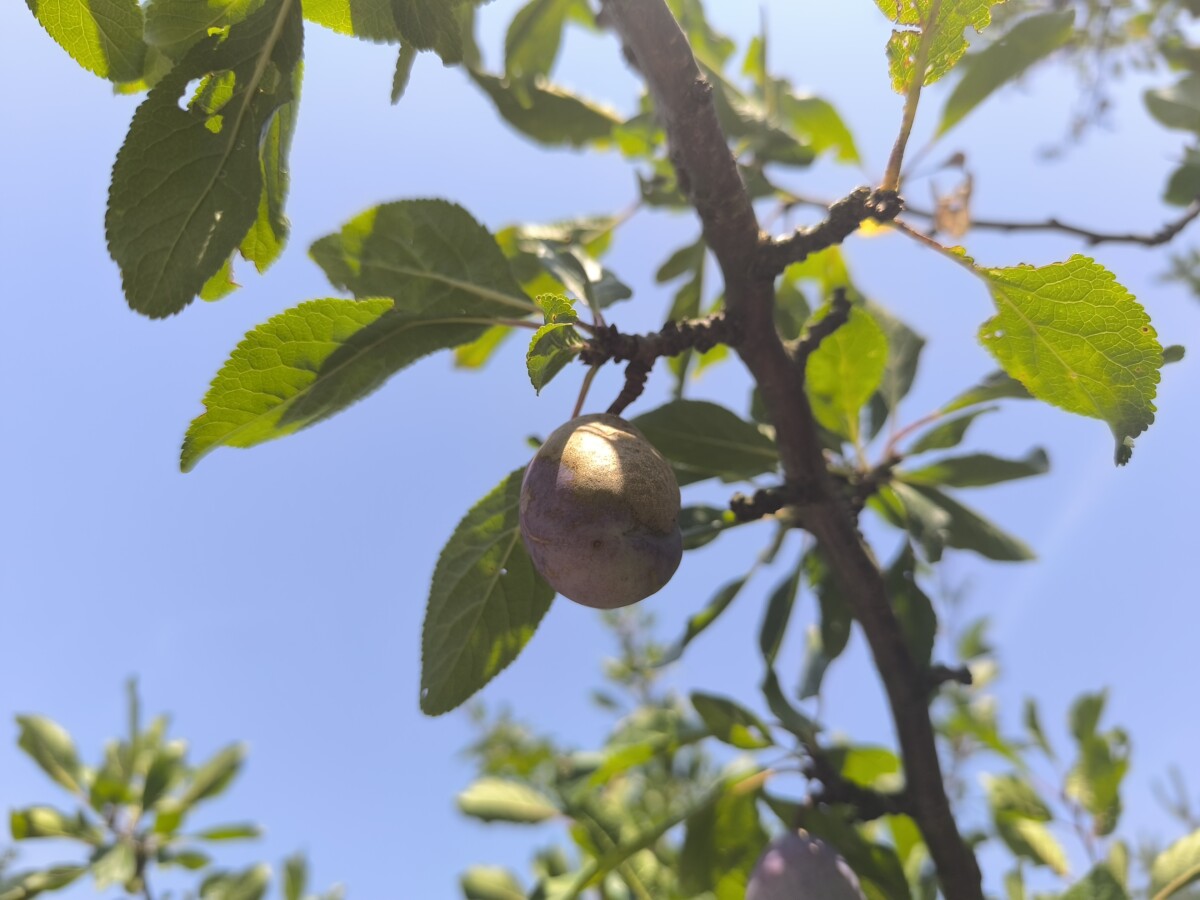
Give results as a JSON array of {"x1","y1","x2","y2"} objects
[
  {"x1": 599, "y1": 3, "x2": 982, "y2": 897},
  {"x1": 758, "y1": 189, "x2": 903, "y2": 277},
  {"x1": 903, "y1": 197, "x2": 1200, "y2": 247}
]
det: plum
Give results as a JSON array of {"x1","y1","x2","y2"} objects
[
  {"x1": 519, "y1": 414, "x2": 682, "y2": 609},
  {"x1": 746, "y1": 830, "x2": 866, "y2": 900}
]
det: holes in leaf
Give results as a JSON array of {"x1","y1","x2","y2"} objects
[{"x1": 179, "y1": 78, "x2": 203, "y2": 111}]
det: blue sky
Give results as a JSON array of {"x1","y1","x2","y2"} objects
[{"x1": 3, "y1": 1, "x2": 1199, "y2": 896}]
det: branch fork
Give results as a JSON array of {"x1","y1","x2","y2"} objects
[{"x1": 758, "y1": 188, "x2": 904, "y2": 278}]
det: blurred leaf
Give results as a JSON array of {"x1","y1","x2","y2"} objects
[
  {"x1": 0, "y1": 865, "x2": 87, "y2": 900},
  {"x1": 9, "y1": 808, "x2": 102, "y2": 844},
  {"x1": 876, "y1": 482, "x2": 950, "y2": 563},
  {"x1": 1147, "y1": 74, "x2": 1200, "y2": 132},
  {"x1": 938, "y1": 10, "x2": 1075, "y2": 135},
  {"x1": 876, "y1": 0, "x2": 1000, "y2": 92},
  {"x1": 829, "y1": 746, "x2": 903, "y2": 792},
  {"x1": 657, "y1": 574, "x2": 750, "y2": 667},
  {"x1": 421, "y1": 469, "x2": 555, "y2": 716},
  {"x1": 1023, "y1": 698, "x2": 1055, "y2": 759},
  {"x1": 691, "y1": 692, "x2": 774, "y2": 749},
  {"x1": 760, "y1": 556, "x2": 802, "y2": 665},
  {"x1": 193, "y1": 823, "x2": 263, "y2": 841},
  {"x1": 456, "y1": 325, "x2": 514, "y2": 369},
  {"x1": 25, "y1": 0, "x2": 146, "y2": 81},
  {"x1": 1164, "y1": 345, "x2": 1186, "y2": 364},
  {"x1": 633, "y1": 400, "x2": 778, "y2": 484},
  {"x1": 794, "y1": 805, "x2": 913, "y2": 899},
  {"x1": 679, "y1": 505, "x2": 740, "y2": 551},
  {"x1": 908, "y1": 406, "x2": 998, "y2": 454},
  {"x1": 462, "y1": 866, "x2": 525, "y2": 900},
  {"x1": 885, "y1": 544, "x2": 937, "y2": 669},
  {"x1": 898, "y1": 448, "x2": 1049, "y2": 488},
  {"x1": 779, "y1": 92, "x2": 860, "y2": 164},
  {"x1": 868, "y1": 302, "x2": 926, "y2": 433},
  {"x1": 1061, "y1": 866, "x2": 1128, "y2": 900},
  {"x1": 1070, "y1": 691, "x2": 1106, "y2": 742},
  {"x1": 805, "y1": 304, "x2": 888, "y2": 443},
  {"x1": 760, "y1": 668, "x2": 819, "y2": 743},
  {"x1": 159, "y1": 848, "x2": 213, "y2": 870},
  {"x1": 1150, "y1": 828, "x2": 1200, "y2": 898},
  {"x1": 505, "y1": 0, "x2": 569, "y2": 81},
  {"x1": 142, "y1": 740, "x2": 186, "y2": 809},
  {"x1": 458, "y1": 779, "x2": 559, "y2": 824},
  {"x1": 798, "y1": 549, "x2": 853, "y2": 698},
  {"x1": 391, "y1": 43, "x2": 417, "y2": 102},
  {"x1": 469, "y1": 70, "x2": 620, "y2": 147},
  {"x1": 283, "y1": 854, "x2": 307, "y2": 900},
  {"x1": 942, "y1": 370, "x2": 1032, "y2": 414},
  {"x1": 181, "y1": 744, "x2": 245, "y2": 807},
  {"x1": 900, "y1": 483, "x2": 1035, "y2": 561},
  {"x1": 391, "y1": 0, "x2": 470, "y2": 63},
  {"x1": 15, "y1": 716, "x2": 88, "y2": 795},
  {"x1": 199, "y1": 863, "x2": 271, "y2": 900},
  {"x1": 106, "y1": 0, "x2": 303, "y2": 317},
  {"x1": 143, "y1": 0, "x2": 262, "y2": 59},
  {"x1": 978, "y1": 256, "x2": 1162, "y2": 465},
  {"x1": 91, "y1": 842, "x2": 137, "y2": 890},
  {"x1": 679, "y1": 782, "x2": 767, "y2": 897}
]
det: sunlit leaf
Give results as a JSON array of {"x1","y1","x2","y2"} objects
[
  {"x1": 26, "y1": 0, "x2": 146, "y2": 81},
  {"x1": 875, "y1": 0, "x2": 1005, "y2": 92},
  {"x1": 633, "y1": 400, "x2": 778, "y2": 484},
  {"x1": 15, "y1": 716, "x2": 89, "y2": 795},
  {"x1": 805, "y1": 304, "x2": 887, "y2": 443},
  {"x1": 898, "y1": 448, "x2": 1049, "y2": 488},
  {"x1": 458, "y1": 779, "x2": 559, "y2": 824}
]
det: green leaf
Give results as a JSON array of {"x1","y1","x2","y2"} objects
[
  {"x1": 759, "y1": 557, "x2": 802, "y2": 665},
  {"x1": 239, "y1": 61, "x2": 301, "y2": 275},
  {"x1": 797, "y1": 550, "x2": 853, "y2": 699},
  {"x1": 884, "y1": 544, "x2": 937, "y2": 668},
  {"x1": 1070, "y1": 691, "x2": 1106, "y2": 742},
  {"x1": 1061, "y1": 866, "x2": 1128, "y2": 900},
  {"x1": 908, "y1": 406, "x2": 998, "y2": 454},
  {"x1": 199, "y1": 863, "x2": 270, "y2": 900},
  {"x1": 792, "y1": 806, "x2": 913, "y2": 900},
  {"x1": 302, "y1": 0, "x2": 398, "y2": 41},
  {"x1": 106, "y1": 0, "x2": 302, "y2": 317},
  {"x1": 679, "y1": 782, "x2": 767, "y2": 898},
  {"x1": 391, "y1": 43, "x2": 417, "y2": 102},
  {"x1": 657, "y1": 574, "x2": 750, "y2": 667},
  {"x1": 283, "y1": 854, "x2": 307, "y2": 900},
  {"x1": 159, "y1": 849, "x2": 214, "y2": 870},
  {"x1": 988, "y1": 774, "x2": 1053, "y2": 820},
  {"x1": 830, "y1": 746, "x2": 903, "y2": 792},
  {"x1": 0, "y1": 865, "x2": 87, "y2": 900},
  {"x1": 1023, "y1": 698, "x2": 1056, "y2": 759},
  {"x1": 9, "y1": 808, "x2": 102, "y2": 844},
  {"x1": 420, "y1": 469, "x2": 555, "y2": 715},
  {"x1": 978, "y1": 256, "x2": 1162, "y2": 464},
  {"x1": 1150, "y1": 828, "x2": 1200, "y2": 898},
  {"x1": 15, "y1": 716, "x2": 88, "y2": 795},
  {"x1": 760, "y1": 669, "x2": 818, "y2": 743},
  {"x1": 691, "y1": 692, "x2": 773, "y2": 749},
  {"x1": 805, "y1": 304, "x2": 888, "y2": 443},
  {"x1": 527, "y1": 295, "x2": 582, "y2": 393},
  {"x1": 778, "y1": 92, "x2": 860, "y2": 164},
  {"x1": 311, "y1": 200, "x2": 533, "y2": 312},
  {"x1": 633, "y1": 400, "x2": 778, "y2": 484},
  {"x1": 876, "y1": 0, "x2": 1004, "y2": 92},
  {"x1": 938, "y1": 9, "x2": 1075, "y2": 135},
  {"x1": 505, "y1": 0, "x2": 569, "y2": 81},
  {"x1": 869, "y1": 302, "x2": 926, "y2": 416},
  {"x1": 1164, "y1": 344, "x2": 1186, "y2": 364},
  {"x1": 469, "y1": 70, "x2": 620, "y2": 148},
  {"x1": 455, "y1": 325, "x2": 514, "y2": 369},
  {"x1": 901, "y1": 483, "x2": 1035, "y2": 561},
  {"x1": 1147, "y1": 74, "x2": 1200, "y2": 133},
  {"x1": 142, "y1": 740, "x2": 186, "y2": 810},
  {"x1": 143, "y1": 0, "x2": 263, "y2": 60},
  {"x1": 192, "y1": 823, "x2": 262, "y2": 841},
  {"x1": 91, "y1": 842, "x2": 137, "y2": 890},
  {"x1": 1066, "y1": 732, "x2": 1129, "y2": 837},
  {"x1": 181, "y1": 744, "x2": 245, "y2": 807},
  {"x1": 26, "y1": 0, "x2": 146, "y2": 81},
  {"x1": 457, "y1": 778, "x2": 559, "y2": 823},
  {"x1": 462, "y1": 866, "x2": 525, "y2": 900},
  {"x1": 941, "y1": 370, "x2": 1032, "y2": 414},
  {"x1": 898, "y1": 448, "x2": 1049, "y2": 488},
  {"x1": 390, "y1": 0, "x2": 469, "y2": 62},
  {"x1": 876, "y1": 482, "x2": 951, "y2": 563},
  {"x1": 678, "y1": 505, "x2": 740, "y2": 551}
]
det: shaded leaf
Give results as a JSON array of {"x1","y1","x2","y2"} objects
[
  {"x1": 1061, "y1": 866, "x2": 1128, "y2": 900},
  {"x1": 181, "y1": 744, "x2": 245, "y2": 807},
  {"x1": 902, "y1": 483, "x2": 1035, "y2": 561},
  {"x1": 941, "y1": 370, "x2": 1032, "y2": 414},
  {"x1": 421, "y1": 469, "x2": 555, "y2": 715},
  {"x1": 633, "y1": 400, "x2": 778, "y2": 484},
  {"x1": 1150, "y1": 828, "x2": 1200, "y2": 898},
  {"x1": 143, "y1": 0, "x2": 263, "y2": 60},
  {"x1": 898, "y1": 448, "x2": 1049, "y2": 488},
  {"x1": 657, "y1": 574, "x2": 750, "y2": 667},
  {"x1": 797, "y1": 550, "x2": 853, "y2": 699},
  {"x1": 15, "y1": 716, "x2": 88, "y2": 795},
  {"x1": 469, "y1": 70, "x2": 620, "y2": 148},
  {"x1": 978, "y1": 256, "x2": 1161, "y2": 464},
  {"x1": 678, "y1": 505, "x2": 740, "y2": 551},
  {"x1": 283, "y1": 854, "x2": 307, "y2": 900},
  {"x1": 391, "y1": 43, "x2": 417, "y2": 102},
  {"x1": 462, "y1": 866, "x2": 525, "y2": 900},
  {"x1": 0, "y1": 865, "x2": 87, "y2": 900},
  {"x1": 679, "y1": 782, "x2": 767, "y2": 897},
  {"x1": 505, "y1": 0, "x2": 569, "y2": 81},
  {"x1": 908, "y1": 406, "x2": 998, "y2": 454},
  {"x1": 303, "y1": 0, "x2": 397, "y2": 41},
  {"x1": 884, "y1": 544, "x2": 937, "y2": 669},
  {"x1": 1147, "y1": 74, "x2": 1200, "y2": 133},
  {"x1": 759, "y1": 557, "x2": 801, "y2": 665},
  {"x1": 938, "y1": 10, "x2": 1075, "y2": 135},
  {"x1": 193, "y1": 823, "x2": 262, "y2": 841},
  {"x1": 9, "y1": 808, "x2": 102, "y2": 844},
  {"x1": 691, "y1": 692, "x2": 773, "y2": 750},
  {"x1": 106, "y1": 0, "x2": 303, "y2": 317}
]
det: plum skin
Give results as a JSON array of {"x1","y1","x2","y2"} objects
[
  {"x1": 519, "y1": 414, "x2": 682, "y2": 609},
  {"x1": 746, "y1": 830, "x2": 866, "y2": 900}
]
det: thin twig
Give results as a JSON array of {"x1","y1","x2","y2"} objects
[
  {"x1": 882, "y1": 0, "x2": 944, "y2": 192},
  {"x1": 758, "y1": 189, "x2": 903, "y2": 277},
  {"x1": 792, "y1": 288, "x2": 853, "y2": 369},
  {"x1": 904, "y1": 197, "x2": 1200, "y2": 247}
]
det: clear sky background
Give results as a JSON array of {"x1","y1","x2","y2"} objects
[{"x1": 3, "y1": 1, "x2": 1199, "y2": 897}]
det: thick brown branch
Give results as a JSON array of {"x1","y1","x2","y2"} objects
[
  {"x1": 904, "y1": 197, "x2": 1200, "y2": 247},
  {"x1": 759, "y1": 189, "x2": 903, "y2": 277},
  {"x1": 599, "y1": 3, "x2": 982, "y2": 897}
]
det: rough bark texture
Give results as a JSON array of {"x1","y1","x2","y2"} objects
[{"x1": 598, "y1": 2, "x2": 984, "y2": 897}]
